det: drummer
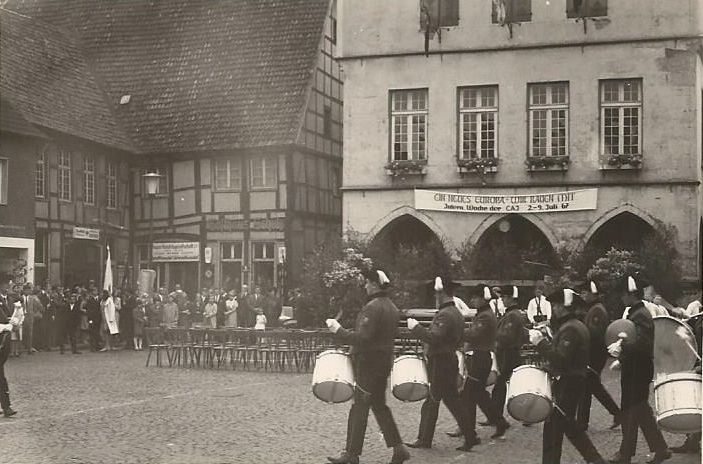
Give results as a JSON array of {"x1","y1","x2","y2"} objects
[
  {"x1": 577, "y1": 281, "x2": 621, "y2": 431},
  {"x1": 607, "y1": 272, "x2": 671, "y2": 464},
  {"x1": 671, "y1": 305, "x2": 701, "y2": 455},
  {"x1": 448, "y1": 284, "x2": 510, "y2": 441},
  {"x1": 324, "y1": 268, "x2": 410, "y2": 464},
  {"x1": 488, "y1": 284, "x2": 529, "y2": 424},
  {"x1": 405, "y1": 275, "x2": 476, "y2": 452},
  {"x1": 528, "y1": 288, "x2": 608, "y2": 464}
]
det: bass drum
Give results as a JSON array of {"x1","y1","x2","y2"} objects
[
  {"x1": 506, "y1": 365, "x2": 553, "y2": 424},
  {"x1": 653, "y1": 316, "x2": 698, "y2": 375},
  {"x1": 654, "y1": 372, "x2": 702, "y2": 434},
  {"x1": 312, "y1": 350, "x2": 354, "y2": 404},
  {"x1": 391, "y1": 355, "x2": 429, "y2": 402}
]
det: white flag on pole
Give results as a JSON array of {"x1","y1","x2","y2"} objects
[{"x1": 103, "y1": 245, "x2": 113, "y2": 294}]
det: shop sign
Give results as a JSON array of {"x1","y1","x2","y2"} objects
[
  {"x1": 152, "y1": 242, "x2": 200, "y2": 262},
  {"x1": 415, "y1": 188, "x2": 598, "y2": 214},
  {"x1": 205, "y1": 217, "x2": 284, "y2": 232},
  {"x1": 72, "y1": 226, "x2": 100, "y2": 240}
]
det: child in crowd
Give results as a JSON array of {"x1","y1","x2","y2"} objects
[
  {"x1": 254, "y1": 308, "x2": 267, "y2": 330},
  {"x1": 133, "y1": 295, "x2": 147, "y2": 351},
  {"x1": 203, "y1": 296, "x2": 218, "y2": 328}
]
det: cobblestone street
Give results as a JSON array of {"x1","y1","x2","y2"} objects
[{"x1": 0, "y1": 350, "x2": 699, "y2": 464}]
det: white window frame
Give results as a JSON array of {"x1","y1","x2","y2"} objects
[
  {"x1": 250, "y1": 156, "x2": 277, "y2": 190},
  {"x1": 58, "y1": 151, "x2": 72, "y2": 201},
  {"x1": 222, "y1": 242, "x2": 243, "y2": 261},
  {"x1": 528, "y1": 82, "x2": 569, "y2": 158},
  {"x1": 214, "y1": 158, "x2": 242, "y2": 191},
  {"x1": 459, "y1": 86, "x2": 499, "y2": 160},
  {"x1": 35, "y1": 151, "x2": 46, "y2": 198},
  {"x1": 106, "y1": 161, "x2": 118, "y2": 209},
  {"x1": 600, "y1": 79, "x2": 642, "y2": 156},
  {"x1": 83, "y1": 156, "x2": 95, "y2": 205},
  {"x1": 390, "y1": 89, "x2": 428, "y2": 162},
  {"x1": 0, "y1": 158, "x2": 8, "y2": 205}
]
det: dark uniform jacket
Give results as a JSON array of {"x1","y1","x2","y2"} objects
[
  {"x1": 0, "y1": 294, "x2": 11, "y2": 352},
  {"x1": 537, "y1": 312, "x2": 590, "y2": 378},
  {"x1": 465, "y1": 304, "x2": 497, "y2": 352},
  {"x1": 336, "y1": 291, "x2": 400, "y2": 393},
  {"x1": 495, "y1": 305, "x2": 528, "y2": 375},
  {"x1": 620, "y1": 300, "x2": 655, "y2": 408},
  {"x1": 411, "y1": 300, "x2": 464, "y2": 399},
  {"x1": 336, "y1": 291, "x2": 399, "y2": 355}
]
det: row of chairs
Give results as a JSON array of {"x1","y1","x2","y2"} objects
[{"x1": 143, "y1": 327, "x2": 343, "y2": 372}]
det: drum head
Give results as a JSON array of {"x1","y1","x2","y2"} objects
[
  {"x1": 605, "y1": 319, "x2": 636, "y2": 347},
  {"x1": 653, "y1": 316, "x2": 698, "y2": 375}
]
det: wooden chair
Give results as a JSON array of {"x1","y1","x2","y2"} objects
[
  {"x1": 164, "y1": 327, "x2": 190, "y2": 367},
  {"x1": 144, "y1": 327, "x2": 170, "y2": 367},
  {"x1": 188, "y1": 328, "x2": 210, "y2": 368},
  {"x1": 208, "y1": 329, "x2": 231, "y2": 369}
]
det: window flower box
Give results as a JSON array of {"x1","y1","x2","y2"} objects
[
  {"x1": 525, "y1": 155, "x2": 570, "y2": 172},
  {"x1": 384, "y1": 159, "x2": 428, "y2": 177},
  {"x1": 456, "y1": 157, "x2": 499, "y2": 174},
  {"x1": 599, "y1": 154, "x2": 643, "y2": 170}
]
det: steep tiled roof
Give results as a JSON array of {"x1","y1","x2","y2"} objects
[
  {"x1": 0, "y1": 10, "x2": 134, "y2": 151},
  {"x1": 0, "y1": 98, "x2": 47, "y2": 138},
  {"x1": 2, "y1": 0, "x2": 330, "y2": 154}
]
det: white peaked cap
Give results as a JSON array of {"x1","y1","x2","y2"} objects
[
  {"x1": 627, "y1": 275, "x2": 637, "y2": 292},
  {"x1": 434, "y1": 277, "x2": 444, "y2": 292},
  {"x1": 512, "y1": 286, "x2": 519, "y2": 299},
  {"x1": 564, "y1": 289, "x2": 574, "y2": 307},
  {"x1": 377, "y1": 270, "x2": 390, "y2": 285},
  {"x1": 483, "y1": 286, "x2": 492, "y2": 300},
  {"x1": 590, "y1": 281, "x2": 598, "y2": 294}
]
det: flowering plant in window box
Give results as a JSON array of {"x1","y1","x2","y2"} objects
[
  {"x1": 600, "y1": 154, "x2": 643, "y2": 170},
  {"x1": 525, "y1": 155, "x2": 570, "y2": 171},
  {"x1": 456, "y1": 157, "x2": 499, "y2": 174},
  {"x1": 384, "y1": 159, "x2": 428, "y2": 177}
]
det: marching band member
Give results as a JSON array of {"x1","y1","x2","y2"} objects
[
  {"x1": 577, "y1": 281, "x2": 621, "y2": 430},
  {"x1": 325, "y1": 268, "x2": 409, "y2": 464},
  {"x1": 527, "y1": 283, "x2": 552, "y2": 327},
  {"x1": 489, "y1": 286, "x2": 506, "y2": 318},
  {"x1": 607, "y1": 273, "x2": 671, "y2": 464},
  {"x1": 405, "y1": 275, "x2": 476, "y2": 452},
  {"x1": 454, "y1": 284, "x2": 510, "y2": 441},
  {"x1": 487, "y1": 284, "x2": 528, "y2": 423},
  {"x1": 529, "y1": 288, "x2": 607, "y2": 464}
]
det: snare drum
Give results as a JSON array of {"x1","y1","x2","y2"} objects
[
  {"x1": 391, "y1": 355, "x2": 429, "y2": 402},
  {"x1": 654, "y1": 372, "x2": 702, "y2": 434},
  {"x1": 312, "y1": 350, "x2": 354, "y2": 403},
  {"x1": 506, "y1": 365, "x2": 553, "y2": 424}
]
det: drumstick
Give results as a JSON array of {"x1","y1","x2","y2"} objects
[
  {"x1": 683, "y1": 339, "x2": 702, "y2": 362},
  {"x1": 675, "y1": 326, "x2": 702, "y2": 362}
]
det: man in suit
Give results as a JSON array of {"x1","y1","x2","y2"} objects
[
  {"x1": 59, "y1": 292, "x2": 82, "y2": 354},
  {"x1": 0, "y1": 277, "x2": 17, "y2": 417},
  {"x1": 247, "y1": 286, "x2": 265, "y2": 328},
  {"x1": 405, "y1": 275, "x2": 476, "y2": 452},
  {"x1": 237, "y1": 285, "x2": 251, "y2": 328},
  {"x1": 23, "y1": 284, "x2": 42, "y2": 354},
  {"x1": 607, "y1": 273, "x2": 671, "y2": 464},
  {"x1": 84, "y1": 288, "x2": 102, "y2": 352}
]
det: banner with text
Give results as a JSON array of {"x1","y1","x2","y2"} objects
[
  {"x1": 152, "y1": 242, "x2": 200, "y2": 262},
  {"x1": 415, "y1": 188, "x2": 598, "y2": 214}
]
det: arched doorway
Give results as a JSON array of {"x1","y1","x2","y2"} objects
[
  {"x1": 584, "y1": 212, "x2": 655, "y2": 258},
  {"x1": 468, "y1": 215, "x2": 559, "y2": 280}
]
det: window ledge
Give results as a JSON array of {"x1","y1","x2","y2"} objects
[
  {"x1": 456, "y1": 158, "x2": 499, "y2": 174},
  {"x1": 599, "y1": 155, "x2": 643, "y2": 170},
  {"x1": 385, "y1": 161, "x2": 428, "y2": 177},
  {"x1": 525, "y1": 156, "x2": 570, "y2": 172}
]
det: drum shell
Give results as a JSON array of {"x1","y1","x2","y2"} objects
[
  {"x1": 312, "y1": 350, "x2": 354, "y2": 403},
  {"x1": 506, "y1": 365, "x2": 553, "y2": 424},
  {"x1": 654, "y1": 372, "x2": 702, "y2": 434},
  {"x1": 391, "y1": 355, "x2": 429, "y2": 402}
]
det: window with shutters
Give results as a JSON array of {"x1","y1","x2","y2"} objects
[
  {"x1": 567, "y1": 0, "x2": 607, "y2": 18},
  {"x1": 492, "y1": 0, "x2": 532, "y2": 24},
  {"x1": 420, "y1": 0, "x2": 459, "y2": 30}
]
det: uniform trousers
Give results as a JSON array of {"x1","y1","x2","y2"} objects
[
  {"x1": 543, "y1": 374, "x2": 603, "y2": 464},
  {"x1": 462, "y1": 350, "x2": 505, "y2": 434},
  {"x1": 492, "y1": 346, "x2": 522, "y2": 417},
  {"x1": 619, "y1": 401, "x2": 668, "y2": 458},
  {"x1": 345, "y1": 352, "x2": 402, "y2": 456},
  {"x1": 576, "y1": 366, "x2": 620, "y2": 429},
  {"x1": 416, "y1": 353, "x2": 473, "y2": 445}
]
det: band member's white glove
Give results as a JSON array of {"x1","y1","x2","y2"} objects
[
  {"x1": 325, "y1": 319, "x2": 341, "y2": 333},
  {"x1": 609, "y1": 360, "x2": 621, "y2": 371},
  {"x1": 528, "y1": 329, "x2": 544, "y2": 345},
  {"x1": 607, "y1": 339, "x2": 623, "y2": 358},
  {"x1": 0, "y1": 323, "x2": 12, "y2": 332},
  {"x1": 407, "y1": 318, "x2": 419, "y2": 330}
]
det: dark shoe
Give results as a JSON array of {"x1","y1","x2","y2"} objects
[
  {"x1": 609, "y1": 415, "x2": 621, "y2": 429},
  {"x1": 327, "y1": 451, "x2": 359, "y2": 464},
  {"x1": 491, "y1": 420, "x2": 510, "y2": 439},
  {"x1": 646, "y1": 449, "x2": 672, "y2": 464},
  {"x1": 456, "y1": 436, "x2": 480, "y2": 451},
  {"x1": 446, "y1": 427, "x2": 462, "y2": 437},
  {"x1": 405, "y1": 439, "x2": 431, "y2": 449},
  {"x1": 478, "y1": 420, "x2": 496, "y2": 426},
  {"x1": 389, "y1": 445, "x2": 410, "y2": 464},
  {"x1": 3, "y1": 408, "x2": 17, "y2": 418}
]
